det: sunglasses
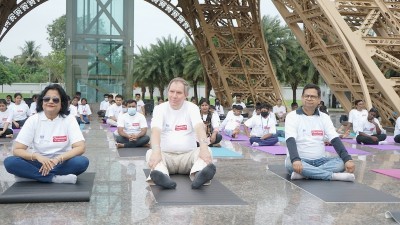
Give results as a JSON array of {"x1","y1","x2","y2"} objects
[{"x1": 43, "y1": 96, "x2": 60, "y2": 104}]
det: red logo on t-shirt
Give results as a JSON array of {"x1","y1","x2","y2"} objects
[
  {"x1": 53, "y1": 136, "x2": 68, "y2": 142},
  {"x1": 132, "y1": 123, "x2": 140, "y2": 126},
  {"x1": 311, "y1": 130, "x2": 324, "y2": 136},
  {"x1": 175, "y1": 125, "x2": 188, "y2": 131},
  {"x1": 369, "y1": 127, "x2": 374, "y2": 131}
]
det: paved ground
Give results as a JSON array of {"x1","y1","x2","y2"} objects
[{"x1": 0, "y1": 111, "x2": 398, "y2": 225}]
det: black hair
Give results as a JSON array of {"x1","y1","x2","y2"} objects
[
  {"x1": 291, "y1": 102, "x2": 298, "y2": 107},
  {"x1": 235, "y1": 105, "x2": 243, "y2": 110},
  {"x1": 256, "y1": 104, "x2": 263, "y2": 111},
  {"x1": 126, "y1": 99, "x2": 137, "y2": 106},
  {"x1": 0, "y1": 99, "x2": 7, "y2": 106},
  {"x1": 319, "y1": 105, "x2": 329, "y2": 115},
  {"x1": 37, "y1": 84, "x2": 70, "y2": 117},
  {"x1": 354, "y1": 100, "x2": 363, "y2": 106},
  {"x1": 115, "y1": 94, "x2": 124, "y2": 100},
  {"x1": 302, "y1": 83, "x2": 321, "y2": 97},
  {"x1": 199, "y1": 98, "x2": 210, "y2": 106},
  {"x1": 135, "y1": 93, "x2": 141, "y2": 97},
  {"x1": 369, "y1": 107, "x2": 378, "y2": 114},
  {"x1": 210, "y1": 105, "x2": 216, "y2": 110},
  {"x1": 104, "y1": 93, "x2": 109, "y2": 97},
  {"x1": 81, "y1": 98, "x2": 88, "y2": 103},
  {"x1": 14, "y1": 92, "x2": 22, "y2": 99}
]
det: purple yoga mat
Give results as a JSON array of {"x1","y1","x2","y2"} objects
[
  {"x1": 371, "y1": 169, "x2": 400, "y2": 179},
  {"x1": 108, "y1": 126, "x2": 117, "y2": 132},
  {"x1": 367, "y1": 144, "x2": 400, "y2": 150},
  {"x1": 240, "y1": 142, "x2": 286, "y2": 155},
  {"x1": 222, "y1": 133, "x2": 248, "y2": 141},
  {"x1": 325, "y1": 146, "x2": 371, "y2": 155},
  {"x1": 341, "y1": 139, "x2": 357, "y2": 144}
]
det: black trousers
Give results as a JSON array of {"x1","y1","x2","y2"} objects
[{"x1": 356, "y1": 134, "x2": 387, "y2": 145}]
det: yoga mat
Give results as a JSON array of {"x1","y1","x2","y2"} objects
[
  {"x1": 0, "y1": 173, "x2": 95, "y2": 204},
  {"x1": 325, "y1": 146, "x2": 371, "y2": 155},
  {"x1": 341, "y1": 139, "x2": 357, "y2": 144},
  {"x1": 240, "y1": 142, "x2": 286, "y2": 155},
  {"x1": 117, "y1": 147, "x2": 149, "y2": 157},
  {"x1": 371, "y1": 169, "x2": 400, "y2": 179},
  {"x1": 385, "y1": 211, "x2": 400, "y2": 224},
  {"x1": 108, "y1": 126, "x2": 117, "y2": 132},
  {"x1": 210, "y1": 147, "x2": 243, "y2": 158},
  {"x1": 366, "y1": 144, "x2": 400, "y2": 150},
  {"x1": 268, "y1": 165, "x2": 400, "y2": 203},
  {"x1": 143, "y1": 169, "x2": 247, "y2": 205},
  {"x1": 222, "y1": 133, "x2": 248, "y2": 141}
]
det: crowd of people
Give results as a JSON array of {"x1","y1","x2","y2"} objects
[{"x1": 1, "y1": 78, "x2": 399, "y2": 188}]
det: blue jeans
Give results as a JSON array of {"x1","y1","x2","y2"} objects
[
  {"x1": 80, "y1": 115, "x2": 90, "y2": 124},
  {"x1": 285, "y1": 157, "x2": 344, "y2": 180},
  {"x1": 4, "y1": 155, "x2": 89, "y2": 183},
  {"x1": 250, "y1": 135, "x2": 278, "y2": 146}
]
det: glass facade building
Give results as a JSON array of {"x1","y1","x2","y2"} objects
[{"x1": 66, "y1": 0, "x2": 134, "y2": 102}]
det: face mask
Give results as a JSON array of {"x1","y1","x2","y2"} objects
[
  {"x1": 261, "y1": 112, "x2": 269, "y2": 118},
  {"x1": 215, "y1": 101, "x2": 220, "y2": 105},
  {"x1": 122, "y1": 108, "x2": 128, "y2": 113},
  {"x1": 128, "y1": 108, "x2": 137, "y2": 116},
  {"x1": 104, "y1": 98, "x2": 108, "y2": 102}
]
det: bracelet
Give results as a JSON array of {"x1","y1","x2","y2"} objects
[{"x1": 30, "y1": 152, "x2": 35, "y2": 161}]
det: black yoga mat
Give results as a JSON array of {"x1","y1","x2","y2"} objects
[
  {"x1": 268, "y1": 165, "x2": 400, "y2": 203},
  {"x1": 144, "y1": 169, "x2": 247, "y2": 205},
  {"x1": 0, "y1": 173, "x2": 95, "y2": 204},
  {"x1": 117, "y1": 147, "x2": 149, "y2": 157},
  {"x1": 386, "y1": 211, "x2": 400, "y2": 224}
]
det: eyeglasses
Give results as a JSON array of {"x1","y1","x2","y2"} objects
[
  {"x1": 43, "y1": 96, "x2": 60, "y2": 104},
  {"x1": 303, "y1": 95, "x2": 318, "y2": 100}
]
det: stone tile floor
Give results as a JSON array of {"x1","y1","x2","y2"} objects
[{"x1": 0, "y1": 114, "x2": 398, "y2": 225}]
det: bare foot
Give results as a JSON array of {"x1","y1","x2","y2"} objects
[
  {"x1": 143, "y1": 143, "x2": 151, "y2": 148},
  {"x1": 6, "y1": 134, "x2": 13, "y2": 138},
  {"x1": 115, "y1": 143, "x2": 124, "y2": 148}
]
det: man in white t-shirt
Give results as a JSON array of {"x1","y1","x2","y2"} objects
[
  {"x1": 285, "y1": 84, "x2": 355, "y2": 182},
  {"x1": 146, "y1": 77, "x2": 215, "y2": 189},
  {"x1": 115, "y1": 99, "x2": 150, "y2": 148},
  {"x1": 345, "y1": 100, "x2": 368, "y2": 135},
  {"x1": 97, "y1": 93, "x2": 110, "y2": 118},
  {"x1": 355, "y1": 108, "x2": 386, "y2": 145},
  {"x1": 273, "y1": 98, "x2": 286, "y2": 123},
  {"x1": 106, "y1": 95, "x2": 124, "y2": 127},
  {"x1": 244, "y1": 104, "x2": 278, "y2": 146},
  {"x1": 135, "y1": 93, "x2": 146, "y2": 115}
]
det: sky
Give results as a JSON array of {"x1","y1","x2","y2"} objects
[{"x1": 0, "y1": 0, "x2": 282, "y2": 59}]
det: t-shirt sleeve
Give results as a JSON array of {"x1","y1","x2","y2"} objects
[
  {"x1": 284, "y1": 112, "x2": 297, "y2": 140},
  {"x1": 15, "y1": 115, "x2": 36, "y2": 147},
  {"x1": 190, "y1": 104, "x2": 203, "y2": 127},
  {"x1": 322, "y1": 114, "x2": 339, "y2": 140},
  {"x1": 68, "y1": 115, "x2": 85, "y2": 144},
  {"x1": 140, "y1": 114, "x2": 148, "y2": 128},
  {"x1": 244, "y1": 116, "x2": 253, "y2": 128}
]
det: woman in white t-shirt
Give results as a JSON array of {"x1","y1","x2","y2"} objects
[
  {"x1": 69, "y1": 96, "x2": 80, "y2": 123},
  {"x1": 0, "y1": 99, "x2": 13, "y2": 138},
  {"x1": 199, "y1": 98, "x2": 222, "y2": 146},
  {"x1": 10, "y1": 93, "x2": 31, "y2": 129},
  {"x1": 4, "y1": 84, "x2": 89, "y2": 184},
  {"x1": 78, "y1": 98, "x2": 92, "y2": 124}
]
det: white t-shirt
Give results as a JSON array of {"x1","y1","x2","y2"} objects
[
  {"x1": 69, "y1": 104, "x2": 79, "y2": 118},
  {"x1": 108, "y1": 104, "x2": 122, "y2": 119},
  {"x1": 151, "y1": 101, "x2": 202, "y2": 153},
  {"x1": 78, "y1": 104, "x2": 92, "y2": 116},
  {"x1": 220, "y1": 113, "x2": 243, "y2": 131},
  {"x1": 0, "y1": 109, "x2": 13, "y2": 129},
  {"x1": 136, "y1": 99, "x2": 145, "y2": 114},
  {"x1": 117, "y1": 112, "x2": 147, "y2": 135},
  {"x1": 15, "y1": 112, "x2": 84, "y2": 158},
  {"x1": 245, "y1": 114, "x2": 277, "y2": 137},
  {"x1": 273, "y1": 105, "x2": 286, "y2": 117},
  {"x1": 29, "y1": 102, "x2": 37, "y2": 115},
  {"x1": 215, "y1": 104, "x2": 224, "y2": 115},
  {"x1": 285, "y1": 109, "x2": 339, "y2": 160},
  {"x1": 10, "y1": 103, "x2": 31, "y2": 121},
  {"x1": 395, "y1": 117, "x2": 400, "y2": 136},
  {"x1": 201, "y1": 112, "x2": 220, "y2": 129},
  {"x1": 99, "y1": 100, "x2": 109, "y2": 111},
  {"x1": 348, "y1": 109, "x2": 368, "y2": 132},
  {"x1": 357, "y1": 118, "x2": 382, "y2": 135}
]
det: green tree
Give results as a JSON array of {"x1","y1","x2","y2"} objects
[
  {"x1": 183, "y1": 43, "x2": 204, "y2": 101},
  {"x1": 42, "y1": 50, "x2": 66, "y2": 83},
  {"x1": 0, "y1": 62, "x2": 16, "y2": 85},
  {"x1": 47, "y1": 15, "x2": 66, "y2": 51},
  {"x1": 14, "y1": 40, "x2": 42, "y2": 76}
]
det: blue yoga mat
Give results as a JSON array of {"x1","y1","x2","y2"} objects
[{"x1": 210, "y1": 147, "x2": 243, "y2": 158}]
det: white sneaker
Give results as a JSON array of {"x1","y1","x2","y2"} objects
[
  {"x1": 251, "y1": 142, "x2": 259, "y2": 147},
  {"x1": 379, "y1": 141, "x2": 388, "y2": 145}
]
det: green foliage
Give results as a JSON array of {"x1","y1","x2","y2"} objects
[
  {"x1": 42, "y1": 50, "x2": 66, "y2": 83},
  {"x1": 13, "y1": 40, "x2": 42, "y2": 75},
  {"x1": 0, "y1": 63, "x2": 16, "y2": 85},
  {"x1": 47, "y1": 15, "x2": 66, "y2": 51}
]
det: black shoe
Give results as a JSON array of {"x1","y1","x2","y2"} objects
[{"x1": 191, "y1": 164, "x2": 216, "y2": 189}]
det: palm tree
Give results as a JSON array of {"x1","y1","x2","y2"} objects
[
  {"x1": 262, "y1": 15, "x2": 297, "y2": 82},
  {"x1": 15, "y1": 41, "x2": 42, "y2": 74},
  {"x1": 183, "y1": 43, "x2": 204, "y2": 101}
]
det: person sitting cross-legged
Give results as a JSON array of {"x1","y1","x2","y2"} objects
[
  {"x1": 244, "y1": 103, "x2": 279, "y2": 146},
  {"x1": 355, "y1": 108, "x2": 387, "y2": 145},
  {"x1": 285, "y1": 84, "x2": 355, "y2": 182},
  {"x1": 115, "y1": 99, "x2": 150, "y2": 148},
  {"x1": 219, "y1": 105, "x2": 243, "y2": 138}
]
